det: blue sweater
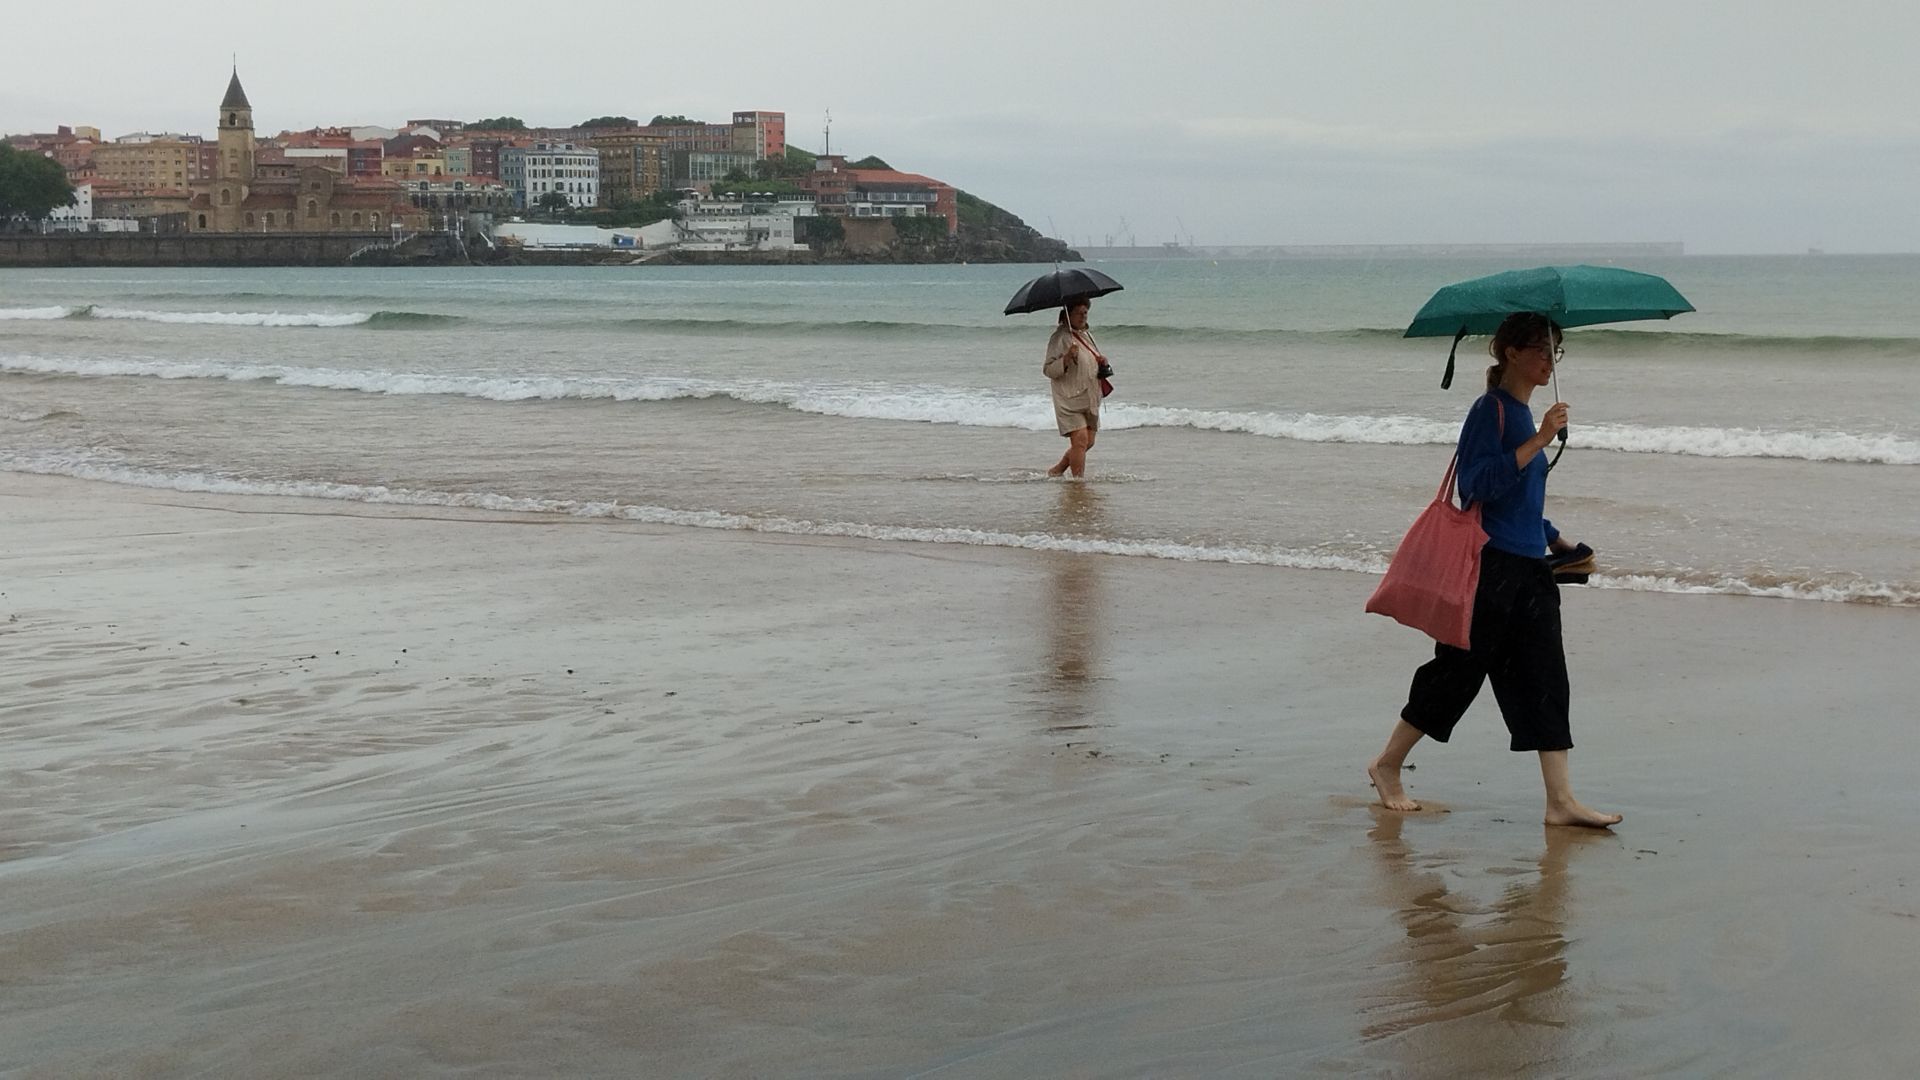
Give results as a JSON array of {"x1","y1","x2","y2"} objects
[{"x1": 1455, "y1": 388, "x2": 1560, "y2": 558}]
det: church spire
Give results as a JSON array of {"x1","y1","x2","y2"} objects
[{"x1": 221, "y1": 66, "x2": 251, "y2": 111}]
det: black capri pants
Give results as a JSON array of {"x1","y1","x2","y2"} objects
[{"x1": 1400, "y1": 546, "x2": 1572, "y2": 752}]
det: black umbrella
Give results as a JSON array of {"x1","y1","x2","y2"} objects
[{"x1": 1003, "y1": 267, "x2": 1124, "y2": 315}]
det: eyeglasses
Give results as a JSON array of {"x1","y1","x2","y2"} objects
[{"x1": 1525, "y1": 342, "x2": 1566, "y2": 362}]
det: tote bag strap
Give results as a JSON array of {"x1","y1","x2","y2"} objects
[
  {"x1": 1437, "y1": 395, "x2": 1507, "y2": 508},
  {"x1": 1435, "y1": 453, "x2": 1462, "y2": 505}
]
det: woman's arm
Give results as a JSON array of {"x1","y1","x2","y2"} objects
[
  {"x1": 1042, "y1": 333, "x2": 1077, "y2": 380},
  {"x1": 1524, "y1": 402, "x2": 1568, "y2": 469},
  {"x1": 1455, "y1": 396, "x2": 1524, "y2": 504},
  {"x1": 1456, "y1": 396, "x2": 1565, "y2": 503}
]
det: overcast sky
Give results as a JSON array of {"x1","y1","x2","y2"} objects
[{"x1": 6, "y1": 1, "x2": 1917, "y2": 253}]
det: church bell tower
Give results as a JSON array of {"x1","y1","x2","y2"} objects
[{"x1": 218, "y1": 67, "x2": 255, "y2": 183}]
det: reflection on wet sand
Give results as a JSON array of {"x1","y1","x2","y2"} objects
[
  {"x1": 1362, "y1": 813, "x2": 1615, "y2": 1063},
  {"x1": 1039, "y1": 484, "x2": 1106, "y2": 729}
]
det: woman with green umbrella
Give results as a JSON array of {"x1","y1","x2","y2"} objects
[{"x1": 1368, "y1": 312, "x2": 1621, "y2": 829}]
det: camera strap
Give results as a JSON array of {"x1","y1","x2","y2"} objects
[{"x1": 1070, "y1": 329, "x2": 1106, "y2": 364}]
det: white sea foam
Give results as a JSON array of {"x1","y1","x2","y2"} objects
[
  {"x1": 916, "y1": 470, "x2": 1157, "y2": 484},
  {"x1": 0, "y1": 306, "x2": 78, "y2": 320},
  {"x1": 1588, "y1": 573, "x2": 1920, "y2": 606},
  {"x1": 6, "y1": 352, "x2": 1917, "y2": 465},
  {"x1": 2, "y1": 451, "x2": 1912, "y2": 606},
  {"x1": 1565, "y1": 423, "x2": 1920, "y2": 464},
  {"x1": 86, "y1": 307, "x2": 375, "y2": 327}
]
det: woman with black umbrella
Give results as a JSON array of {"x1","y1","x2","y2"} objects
[
  {"x1": 1042, "y1": 297, "x2": 1110, "y2": 478},
  {"x1": 1005, "y1": 267, "x2": 1121, "y2": 480}
]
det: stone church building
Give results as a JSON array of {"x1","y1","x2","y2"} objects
[{"x1": 187, "y1": 70, "x2": 423, "y2": 234}]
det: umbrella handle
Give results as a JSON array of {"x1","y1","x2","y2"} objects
[
  {"x1": 1549, "y1": 366, "x2": 1568, "y2": 456},
  {"x1": 1440, "y1": 327, "x2": 1467, "y2": 390}
]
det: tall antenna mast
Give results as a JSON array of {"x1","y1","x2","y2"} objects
[{"x1": 823, "y1": 109, "x2": 832, "y2": 158}]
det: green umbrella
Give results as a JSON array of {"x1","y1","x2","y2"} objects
[{"x1": 1406, "y1": 264, "x2": 1695, "y2": 388}]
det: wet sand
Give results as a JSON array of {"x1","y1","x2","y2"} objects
[{"x1": 2, "y1": 472, "x2": 1916, "y2": 1078}]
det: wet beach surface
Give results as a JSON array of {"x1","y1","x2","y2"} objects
[{"x1": 2, "y1": 473, "x2": 1915, "y2": 1076}]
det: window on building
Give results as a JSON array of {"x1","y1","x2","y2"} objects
[
  {"x1": 221, "y1": 188, "x2": 233, "y2": 205},
  {"x1": 307, "y1": 200, "x2": 318, "y2": 218},
  {"x1": 330, "y1": 211, "x2": 341, "y2": 226},
  {"x1": 245, "y1": 212, "x2": 255, "y2": 226},
  {"x1": 265, "y1": 212, "x2": 275, "y2": 227},
  {"x1": 197, "y1": 214, "x2": 207, "y2": 228},
  {"x1": 351, "y1": 212, "x2": 362, "y2": 226},
  {"x1": 371, "y1": 212, "x2": 380, "y2": 227}
]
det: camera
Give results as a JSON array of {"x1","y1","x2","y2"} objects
[{"x1": 1096, "y1": 363, "x2": 1114, "y2": 379}]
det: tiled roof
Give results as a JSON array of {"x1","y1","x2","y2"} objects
[{"x1": 846, "y1": 169, "x2": 950, "y2": 189}]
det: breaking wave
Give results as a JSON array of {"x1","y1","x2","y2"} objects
[
  {"x1": 14, "y1": 298, "x2": 1920, "y2": 355},
  {"x1": 5, "y1": 352, "x2": 1915, "y2": 464},
  {"x1": 0, "y1": 304, "x2": 454, "y2": 328}
]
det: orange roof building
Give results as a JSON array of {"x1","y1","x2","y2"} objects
[{"x1": 798, "y1": 155, "x2": 957, "y2": 234}]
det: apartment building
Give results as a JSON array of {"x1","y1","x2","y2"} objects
[
  {"x1": 730, "y1": 111, "x2": 785, "y2": 160},
  {"x1": 520, "y1": 143, "x2": 601, "y2": 208},
  {"x1": 91, "y1": 137, "x2": 214, "y2": 191},
  {"x1": 584, "y1": 128, "x2": 669, "y2": 204}
]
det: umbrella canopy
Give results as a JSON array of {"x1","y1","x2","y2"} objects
[
  {"x1": 1004, "y1": 267, "x2": 1124, "y2": 315},
  {"x1": 1405, "y1": 265, "x2": 1695, "y2": 388}
]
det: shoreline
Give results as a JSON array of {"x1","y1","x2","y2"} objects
[
  {"x1": 2, "y1": 471, "x2": 1916, "y2": 1075},
  {"x1": 1, "y1": 455, "x2": 1908, "y2": 608},
  {"x1": 0, "y1": 233, "x2": 1075, "y2": 269}
]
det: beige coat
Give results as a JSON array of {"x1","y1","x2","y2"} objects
[{"x1": 1042, "y1": 325, "x2": 1102, "y2": 414}]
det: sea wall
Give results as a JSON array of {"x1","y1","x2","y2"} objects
[{"x1": 0, "y1": 233, "x2": 393, "y2": 267}]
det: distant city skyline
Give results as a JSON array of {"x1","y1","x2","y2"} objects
[{"x1": 7, "y1": 1, "x2": 1919, "y2": 253}]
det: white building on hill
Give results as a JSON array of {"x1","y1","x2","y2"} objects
[
  {"x1": 673, "y1": 193, "x2": 814, "y2": 251},
  {"x1": 521, "y1": 143, "x2": 600, "y2": 209}
]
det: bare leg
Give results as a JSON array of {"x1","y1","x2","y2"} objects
[
  {"x1": 1046, "y1": 427, "x2": 1089, "y2": 476},
  {"x1": 1368, "y1": 719, "x2": 1425, "y2": 811},
  {"x1": 1539, "y1": 750, "x2": 1621, "y2": 828},
  {"x1": 1061, "y1": 429, "x2": 1092, "y2": 478}
]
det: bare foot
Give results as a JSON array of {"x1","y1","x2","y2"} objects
[
  {"x1": 1046, "y1": 464, "x2": 1067, "y2": 477},
  {"x1": 1545, "y1": 800, "x2": 1622, "y2": 828},
  {"x1": 1367, "y1": 759, "x2": 1420, "y2": 811}
]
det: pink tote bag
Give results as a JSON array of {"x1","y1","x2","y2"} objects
[{"x1": 1365, "y1": 453, "x2": 1486, "y2": 651}]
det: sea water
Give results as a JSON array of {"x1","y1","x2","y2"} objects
[{"x1": 2, "y1": 256, "x2": 1915, "y2": 604}]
